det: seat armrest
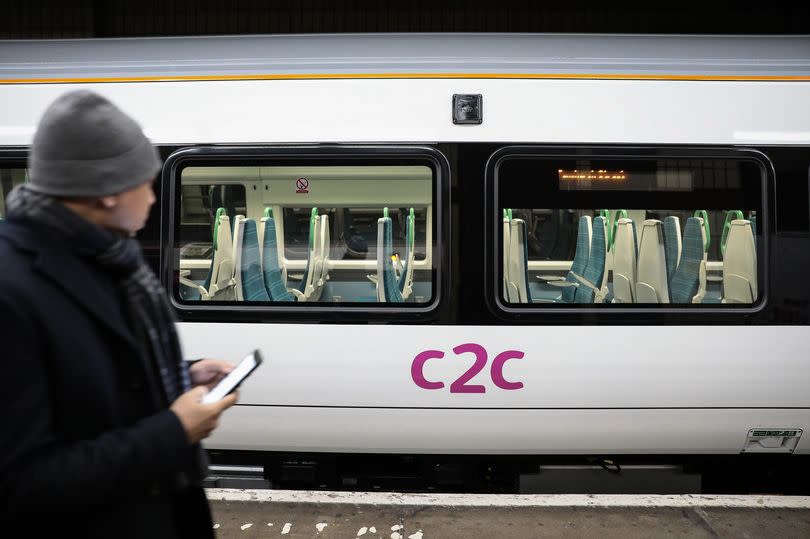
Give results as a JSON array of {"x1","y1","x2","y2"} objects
[
  {"x1": 288, "y1": 288, "x2": 305, "y2": 301},
  {"x1": 548, "y1": 280, "x2": 577, "y2": 288},
  {"x1": 179, "y1": 277, "x2": 210, "y2": 300}
]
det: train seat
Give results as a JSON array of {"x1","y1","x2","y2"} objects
[
  {"x1": 293, "y1": 208, "x2": 320, "y2": 301},
  {"x1": 314, "y1": 213, "x2": 331, "y2": 293},
  {"x1": 399, "y1": 208, "x2": 416, "y2": 300},
  {"x1": 180, "y1": 207, "x2": 221, "y2": 300},
  {"x1": 663, "y1": 216, "x2": 682, "y2": 300},
  {"x1": 543, "y1": 215, "x2": 593, "y2": 303},
  {"x1": 506, "y1": 218, "x2": 532, "y2": 303},
  {"x1": 573, "y1": 215, "x2": 608, "y2": 303},
  {"x1": 180, "y1": 208, "x2": 236, "y2": 301},
  {"x1": 749, "y1": 214, "x2": 757, "y2": 247},
  {"x1": 237, "y1": 218, "x2": 271, "y2": 301},
  {"x1": 377, "y1": 216, "x2": 404, "y2": 302},
  {"x1": 722, "y1": 219, "x2": 757, "y2": 303},
  {"x1": 210, "y1": 211, "x2": 237, "y2": 300},
  {"x1": 260, "y1": 214, "x2": 299, "y2": 301},
  {"x1": 611, "y1": 217, "x2": 638, "y2": 303},
  {"x1": 502, "y1": 210, "x2": 517, "y2": 302},
  {"x1": 636, "y1": 219, "x2": 670, "y2": 303},
  {"x1": 693, "y1": 210, "x2": 710, "y2": 259},
  {"x1": 306, "y1": 212, "x2": 324, "y2": 301},
  {"x1": 231, "y1": 215, "x2": 247, "y2": 301},
  {"x1": 669, "y1": 217, "x2": 707, "y2": 303}
]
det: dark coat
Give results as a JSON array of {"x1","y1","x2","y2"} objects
[{"x1": 0, "y1": 218, "x2": 214, "y2": 538}]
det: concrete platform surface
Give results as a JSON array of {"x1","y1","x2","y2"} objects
[{"x1": 206, "y1": 490, "x2": 810, "y2": 538}]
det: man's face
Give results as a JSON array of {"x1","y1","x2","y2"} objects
[{"x1": 102, "y1": 178, "x2": 156, "y2": 235}]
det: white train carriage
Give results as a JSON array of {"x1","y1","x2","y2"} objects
[{"x1": 1, "y1": 33, "x2": 809, "y2": 458}]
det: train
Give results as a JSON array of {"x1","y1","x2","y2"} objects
[{"x1": 2, "y1": 33, "x2": 809, "y2": 487}]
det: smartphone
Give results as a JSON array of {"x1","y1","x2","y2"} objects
[{"x1": 201, "y1": 349, "x2": 263, "y2": 404}]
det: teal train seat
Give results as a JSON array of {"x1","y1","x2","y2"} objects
[
  {"x1": 693, "y1": 210, "x2": 711, "y2": 258},
  {"x1": 669, "y1": 217, "x2": 707, "y2": 303},
  {"x1": 235, "y1": 218, "x2": 271, "y2": 301},
  {"x1": 260, "y1": 212, "x2": 300, "y2": 301},
  {"x1": 572, "y1": 215, "x2": 608, "y2": 303},
  {"x1": 663, "y1": 216, "x2": 682, "y2": 300}
]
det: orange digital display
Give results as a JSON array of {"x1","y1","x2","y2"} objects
[{"x1": 558, "y1": 169, "x2": 627, "y2": 182}]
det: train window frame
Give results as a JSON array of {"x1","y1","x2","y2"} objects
[
  {"x1": 485, "y1": 145, "x2": 771, "y2": 316},
  {"x1": 161, "y1": 145, "x2": 449, "y2": 319},
  {"x1": 0, "y1": 148, "x2": 29, "y2": 218}
]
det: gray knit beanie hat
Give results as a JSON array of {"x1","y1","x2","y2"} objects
[{"x1": 27, "y1": 90, "x2": 161, "y2": 197}]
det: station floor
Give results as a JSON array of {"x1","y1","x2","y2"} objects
[{"x1": 207, "y1": 490, "x2": 810, "y2": 538}]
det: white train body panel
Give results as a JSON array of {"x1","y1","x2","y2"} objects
[
  {"x1": 202, "y1": 407, "x2": 810, "y2": 455},
  {"x1": 2, "y1": 79, "x2": 810, "y2": 146},
  {"x1": 178, "y1": 323, "x2": 810, "y2": 454}
]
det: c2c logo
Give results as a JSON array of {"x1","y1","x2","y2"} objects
[{"x1": 411, "y1": 343, "x2": 525, "y2": 393}]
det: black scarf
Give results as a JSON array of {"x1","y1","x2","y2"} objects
[{"x1": 6, "y1": 184, "x2": 191, "y2": 405}]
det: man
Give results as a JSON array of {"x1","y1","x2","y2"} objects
[{"x1": 0, "y1": 90, "x2": 236, "y2": 537}]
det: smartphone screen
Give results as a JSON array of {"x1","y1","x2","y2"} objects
[{"x1": 201, "y1": 350, "x2": 262, "y2": 404}]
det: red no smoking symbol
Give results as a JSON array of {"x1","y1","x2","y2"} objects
[{"x1": 295, "y1": 177, "x2": 309, "y2": 193}]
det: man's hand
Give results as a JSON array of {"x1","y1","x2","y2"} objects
[
  {"x1": 189, "y1": 358, "x2": 233, "y2": 389},
  {"x1": 170, "y1": 386, "x2": 238, "y2": 444}
]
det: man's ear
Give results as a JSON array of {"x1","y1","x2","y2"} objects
[{"x1": 98, "y1": 195, "x2": 118, "y2": 209}]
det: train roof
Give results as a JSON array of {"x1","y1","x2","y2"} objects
[{"x1": 2, "y1": 33, "x2": 810, "y2": 82}]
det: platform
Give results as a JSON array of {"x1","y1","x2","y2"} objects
[{"x1": 207, "y1": 490, "x2": 810, "y2": 538}]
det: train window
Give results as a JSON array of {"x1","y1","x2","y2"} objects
[
  {"x1": 494, "y1": 152, "x2": 765, "y2": 308},
  {"x1": 173, "y1": 161, "x2": 436, "y2": 307},
  {"x1": 0, "y1": 167, "x2": 28, "y2": 217}
]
